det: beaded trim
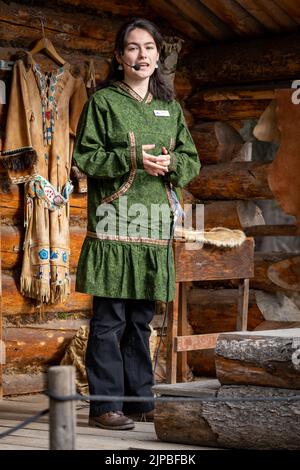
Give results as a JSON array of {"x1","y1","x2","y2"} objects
[{"x1": 33, "y1": 63, "x2": 66, "y2": 145}]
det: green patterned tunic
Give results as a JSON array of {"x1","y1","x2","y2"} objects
[{"x1": 73, "y1": 82, "x2": 200, "y2": 302}]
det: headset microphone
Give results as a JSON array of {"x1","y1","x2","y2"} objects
[{"x1": 121, "y1": 61, "x2": 141, "y2": 71}]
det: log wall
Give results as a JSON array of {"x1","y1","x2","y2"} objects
[
  {"x1": 0, "y1": 0, "x2": 178, "y2": 395},
  {"x1": 1, "y1": 0, "x2": 300, "y2": 394}
]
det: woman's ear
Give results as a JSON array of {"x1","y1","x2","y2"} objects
[{"x1": 115, "y1": 52, "x2": 122, "y2": 65}]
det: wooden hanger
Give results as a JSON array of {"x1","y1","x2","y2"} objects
[
  {"x1": 29, "y1": 18, "x2": 65, "y2": 66},
  {"x1": 30, "y1": 37, "x2": 66, "y2": 66}
]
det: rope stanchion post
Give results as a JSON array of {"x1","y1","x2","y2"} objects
[{"x1": 48, "y1": 366, "x2": 76, "y2": 450}]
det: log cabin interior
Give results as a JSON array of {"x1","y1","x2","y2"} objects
[{"x1": 0, "y1": 0, "x2": 300, "y2": 410}]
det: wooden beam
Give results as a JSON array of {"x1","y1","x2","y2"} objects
[
  {"x1": 200, "y1": 0, "x2": 265, "y2": 36},
  {"x1": 148, "y1": 0, "x2": 210, "y2": 42},
  {"x1": 167, "y1": 0, "x2": 233, "y2": 41},
  {"x1": 175, "y1": 332, "x2": 220, "y2": 351},
  {"x1": 273, "y1": 0, "x2": 300, "y2": 23},
  {"x1": 234, "y1": 0, "x2": 286, "y2": 32}
]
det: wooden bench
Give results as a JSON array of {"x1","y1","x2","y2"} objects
[{"x1": 166, "y1": 237, "x2": 254, "y2": 383}]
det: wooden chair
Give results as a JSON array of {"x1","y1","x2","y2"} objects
[{"x1": 166, "y1": 237, "x2": 254, "y2": 383}]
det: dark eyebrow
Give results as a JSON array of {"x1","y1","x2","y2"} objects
[{"x1": 126, "y1": 41, "x2": 155, "y2": 46}]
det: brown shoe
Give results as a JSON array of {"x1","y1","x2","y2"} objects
[
  {"x1": 89, "y1": 411, "x2": 135, "y2": 430},
  {"x1": 127, "y1": 410, "x2": 155, "y2": 422}
]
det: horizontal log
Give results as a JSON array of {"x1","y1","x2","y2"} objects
[
  {"x1": 188, "y1": 349, "x2": 216, "y2": 377},
  {"x1": 253, "y1": 252, "x2": 299, "y2": 292},
  {"x1": 0, "y1": 1, "x2": 122, "y2": 54},
  {"x1": 187, "y1": 162, "x2": 273, "y2": 200},
  {"x1": 2, "y1": 372, "x2": 46, "y2": 396},
  {"x1": 245, "y1": 224, "x2": 298, "y2": 237},
  {"x1": 1, "y1": 274, "x2": 92, "y2": 316},
  {"x1": 267, "y1": 255, "x2": 300, "y2": 292},
  {"x1": 0, "y1": 225, "x2": 85, "y2": 271},
  {"x1": 154, "y1": 382, "x2": 300, "y2": 449},
  {"x1": 199, "y1": 87, "x2": 276, "y2": 102},
  {"x1": 188, "y1": 96, "x2": 270, "y2": 121},
  {"x1": 0, "y1": 21, "x2": 113, "y2": 56},
  {"x1": 190, "y1": 122, "x2": 245, "y2": 165},
  {"x1": 0, "y1": 185, "x2": 87, "y2": 223},
  {"x1": 203, "y1": 200, "x2": 265, "y2": 230},
  {"x1": 188, "y1": 289, "x2": 263, "y2": 334},
  {"x1": 3, "y1": 327, "x2": 76, "y2": 366},
  {"x1": 183, "y1": 32, "x2": 300, "y2": 86},
  {"x1": 254, "y1": 321, "x2": 300, "y2": 331},
  {"x1": 215, "y1": 329, "x2": 300, "y2": 389},
  {"x1": 174, "y1": 238, "x2": 254, "y2": 282},
  {"x1": 45, "y1": 0, "x2": 146, "y2": 16}
]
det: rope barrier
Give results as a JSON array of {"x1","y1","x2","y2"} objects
[
  {"x1": 1, "y1": 390, "x2": 300, "y2": 441},
  {"x1": 0, "y1": 408, "x2": 49, "y2": 439},
  {"x1": 45, "y1": 390, "x2": 300, "y2": 403}
]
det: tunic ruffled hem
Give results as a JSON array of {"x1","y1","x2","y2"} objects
[{"x1": 75, "y1": 238, "x2": 175, "y2": 302}]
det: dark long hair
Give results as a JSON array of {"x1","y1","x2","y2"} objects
[{"x1": 102, "y1": 18, "x2": 174, "y2": 102}]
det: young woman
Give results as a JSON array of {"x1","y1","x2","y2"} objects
[{"x1": 73, "y1": 18, "x2": 200, "y2": 430}]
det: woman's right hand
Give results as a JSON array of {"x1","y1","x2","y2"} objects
[{"x1": 142, "y1": 144, "x2": 170, "y2": 177}]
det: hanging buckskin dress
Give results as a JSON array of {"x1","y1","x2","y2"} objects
[{"x1": 0, "y1": 52, "x2": 87, "y2": 303}]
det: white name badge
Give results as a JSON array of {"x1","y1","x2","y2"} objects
[{"x1": 154, "y1": 109, "x2": 170, "y2": 117}]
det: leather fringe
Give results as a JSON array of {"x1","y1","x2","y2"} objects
[{"x1": 20, "y1": 276, "x2": 70, "y2": 304}]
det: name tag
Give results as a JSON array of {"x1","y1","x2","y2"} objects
[{"x1": 154, "y1": 109, "x2": 170, "y2": 117}]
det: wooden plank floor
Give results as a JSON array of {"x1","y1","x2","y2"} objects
[{"x1": 0, "y1": 394, "x2": 212, "y2": 450}]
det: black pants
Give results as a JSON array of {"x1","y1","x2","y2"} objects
[{"x1": 86, "y1": 296, "x2": 156, "y2": 416}]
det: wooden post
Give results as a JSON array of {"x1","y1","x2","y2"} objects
[
  {"x1": 166, "y1": 282, "x2": 180, "y2": 383},
  {"x1": 237, "y1": 278, "x2": 249, "y2": 331},
  {"x1": 177, "y1": 283, "x2": 189, "y2": 382},
  {"x1": 48, "y1": 365, "x2": 76, "y2": 450}
]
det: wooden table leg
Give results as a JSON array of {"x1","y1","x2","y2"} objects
[
  {"x1": 166, "y1": 282, "x2": 180, "y2": 383},
  {"x1": 237, "y1": 278, "x2": 249, "y2": 331},
  {"x1": 178, "y1": 283, "x2": 189, "y2": 382}
]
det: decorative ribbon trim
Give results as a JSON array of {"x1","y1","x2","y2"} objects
[
  {"x1": 101, "y1": 131, "x2": 137, "y2": 204},
  {"x1": 86, "y1": 230, "x2": 169, "y2": 246},
  {"x1": 115, "y1": 81, "x2": 153, "y2": 104}
]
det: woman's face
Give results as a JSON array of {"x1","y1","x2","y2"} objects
[{"x1": 118, "y1": 27, "x2": 159, "y2": 82}]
